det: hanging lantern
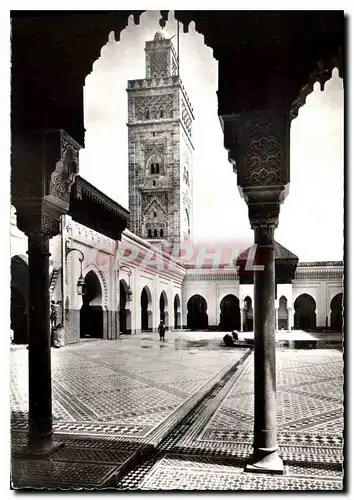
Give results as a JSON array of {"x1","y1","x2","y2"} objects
[
  {"x1": 76, "y1": 275, "x2": 86, "y2": 296},
  {"x1": 126, "y1": 287, "x2": 133, "y2": 302}
]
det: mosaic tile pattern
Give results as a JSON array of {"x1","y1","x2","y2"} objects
[
  {"x1": 138, "y1": 454, "x2": 343, "y2": 491},
  {"x1": 11, "y1": 332, "x2": 247, "y2": 489},
  {"x1": 117, "y1": 349, "x2": 343, "y2": 491},
  {"x1": 11, "y1": 337, "x2": 344, "y2": 490},
  {"x1": 11, "y1": 334, "x2": 246, "y2": 439}
]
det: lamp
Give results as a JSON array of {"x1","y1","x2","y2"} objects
[
  {"x1": 65, "y1": 241, "x2": 86, "y2": 296},
  {"x1": 120, "y1": 264, "x2": 133, "y2": 301}
]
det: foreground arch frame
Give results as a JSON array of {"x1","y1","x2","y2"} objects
[{"x1": 11, "y1": 11, "x2": 344, "y2": 466}]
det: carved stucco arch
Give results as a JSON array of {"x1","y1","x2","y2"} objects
[
  {"x1": 143, "y1": 196, "x2": 167, "y2": 216},
  {"x1": 83, "y1": 263, "x2": 109, "y2": 310}
]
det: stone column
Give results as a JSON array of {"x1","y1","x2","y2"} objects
[
  {"x1": 247, "y1": 218, "x2": 283, "y2": 472},
  {"x1": 26, "y1": 232, "x2": 62, "y2": 454},
  {"x1": 12, "y1": 129, "x2": 81, "y2": 455},
  {"x1": 240, "y1": 307, "x2": 244, "y2": 332},
  {"x1": 222, "y1": 111, "x2": 290, "y2": 474},
  {"x1": 287, "y1": 307, "x2": 293, "y2": 330},
  {"x1": 275, "y1": 306, "x2": 279, "y2": 331}
]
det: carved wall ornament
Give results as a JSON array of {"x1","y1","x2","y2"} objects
[
  {"x1": 224, "y1": 113, "x2": 290, "y2": 189},
  {"x1": 135, "y1": 94, "x2": 173, "y2": 121},
  {"x1": 144, "y1": 142, "x2": 165, "y2": 163},
  {"x1": 141, "y1": 192, "x2": 168, "y2": 215},
  {"x1": 248, "y1": 203, "x2": 280, "y2": 232},
  {"x1": 50, "y1": 145, "x2": 79, "y2": 204}
]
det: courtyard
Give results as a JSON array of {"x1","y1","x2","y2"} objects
[{"x1": 11, "y1": 330, "x2": 343, "y2": 490}]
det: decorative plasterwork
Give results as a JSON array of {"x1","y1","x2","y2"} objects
[
  {"x1": 223, "y1": 112, "x2": 290, "y2": 190},
  {"x1": 294, "y1": 267, "x2": 343, "y2": 281},
  {"x1": 144, "y1": 142, "x2": 166, "y2": 163},
  {"x1": 142, "y1": 195, "x2": 167, "y2": 216},
  {"x1": 134, "y1": 94, "x2": 173, "y2": 121},
  {"x1": 141, "y1": 191, "x2": 168, "y2": 214},
  {"x1": 184, "y1": 268, "x2": 239, "y2": 282}
]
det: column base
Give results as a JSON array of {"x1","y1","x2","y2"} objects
[
  {"x1": 244, "y1": 450, "x2": 284, "y2": 475},
  {"x1": 15, "y1": 439, "x2": 64, "y2": 458}
]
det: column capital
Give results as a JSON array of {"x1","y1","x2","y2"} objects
[
  {"x1": 221, "y1": 111, "x2": 290, "y2": 228},
  {"x1": 12, "y1": 129, "x2": 81, "y2": 239}
]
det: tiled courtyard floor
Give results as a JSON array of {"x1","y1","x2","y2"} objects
[
  {"x1": 11, "y1": 331, "x2": 248, "y2": 489},
  {"x1": 10, "y1": 331, "x2": 344, "y2": 491}
]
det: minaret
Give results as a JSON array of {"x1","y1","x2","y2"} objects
[{"x1": 127, "y1": 30, "x2": 194, "y2": 245}]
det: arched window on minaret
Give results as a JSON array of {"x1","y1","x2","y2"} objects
[
  {"x1": 160, "y1": 228, "x2": 164, "y2": 238},
  {"x1": 154, "y1": 210, "x2": 157, "y2": 218},
  {"x1": 148, "y1": 229, "x2": 152, "y2": 238},
  {"x1": 154, "y1": 229, "x2": 158, "y2": 238},
  {"x1": 160, "y1": 108, "x2": 164, "y2": 118},
  {"x1": 147, "y1": 154, "x2": 163, "y2": 177},
  {"x1": 145, "y1": 109, "x2": 149, "y2": 120}
]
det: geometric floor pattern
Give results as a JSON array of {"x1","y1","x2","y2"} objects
[
  {"x1": 117, "y1": 348, "x2": 344, "y2": 491},
  {"x1": 10, "y1": 332, "x2": 248, "y2": 489},
  {"x1": 10, "y1": 334, "x2": 344, "y2": 490}
]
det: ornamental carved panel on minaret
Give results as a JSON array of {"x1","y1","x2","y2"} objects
[
  {"x1": 149, "y1": 50, "x2": 169, "y2": 78},
  {"x1": 134, "y1": 95, "x2": 174, "y2": 121}
]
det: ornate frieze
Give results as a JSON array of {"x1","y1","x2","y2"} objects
[
  {"x1": 144, "y1": 142, "x2": 166, "y2": 164},
  {"x1": 49, "y1": 146, "x2": 79, "y2": 206},
  {"x1": 294, "y1": 266, "x2": 344, "y2": 281},
  {"x1": 224, "y1": 112, "x2": 290, "y2": 189},
  {"x1": 248, "y1": 203, "x2": 280, "y2": 232},
  {"x1": 141, "y1": 191, "x2": 168, "y2": 215},
  {"x1": 70, "y1": 219, "x2": 116, "y2": 255},
  {"x1": 184, "y1": 268, "x2": 239, "y2": 282},
  {"x1": 134, "y1": 94, "x2": 173, "y2": 121}
]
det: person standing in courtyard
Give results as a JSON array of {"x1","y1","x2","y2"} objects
[{"x1": 158, "y1": 320, "x2": 166, "y2": 342}]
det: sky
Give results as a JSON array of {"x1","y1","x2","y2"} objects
[{"x1": 80, "y1": 10, "x2": 344, "y2": 263}]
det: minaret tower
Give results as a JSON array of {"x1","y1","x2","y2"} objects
[{"x1": 127, "y1": 30, "x2": 194, "y2": 245}]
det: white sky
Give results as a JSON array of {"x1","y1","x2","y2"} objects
[{"x1": 80, "y1": 10, "x2": 344, "y2": 262}]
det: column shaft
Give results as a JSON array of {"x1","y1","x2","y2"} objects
[
  {"x1": 253, "y1": 225, "x2": 278, "y2": 453},
  {"x1": 27, "y1": 233, "x2": 53, "y2": 452}
]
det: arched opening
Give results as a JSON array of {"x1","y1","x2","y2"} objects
[
  {"x1": 160, "y1": 228, "x2": 164, "y2": 238},
  {"x1": 278, "y1": 296, "x2": 288, "y2": 330},
  {"x1": 141, "y1": 286, "x2": 153, "y2": 331},
  {"x1": 160, "y1": 108, "x2": 164, "y2": 118},
  {"x1": 294, "y1": 294, "x2": 317, "y2": 331},
  {"x1": 159, "y1": 291, "x2": 169, "y2": 328},
  {"x1": 155, "y1": 163, "x2": 160, "y2": 174},
  {"x1": 151, "y1": 163, "x2": 155, "y2": 174},
  {"x1": 174, "y1": 294, "x2": 181, "y2": 329},
  {"x1": 330, "y1": 293, "x2": 343, "y2": 332},
  {"x1": 145, "y1": 109, "x2": 149, "y2": 120},
  {"x1": 80, "y1": 270, "x2": 104, "y2": 338},
  {"x1": 243, "y1": 296, "x2": 253, "y2": 332},
  {"x1": 153, "y1": 229, "x2": 158, "y2": 238},
  {"x1": 119, "y1": 279, "x2": 131, "y2": 334},
  {"x1": 10, "y1": 255, "x2": 29, "y2": 344},
  {"x1": 148, "y1": 229, "x2": 152, "y2": 238},
  {"x1": 219, "y1": 294, "x2": 240, "y2": 331},
  {"x1": 187, "y1": 294, "x2": 208, "y2": 330}
]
